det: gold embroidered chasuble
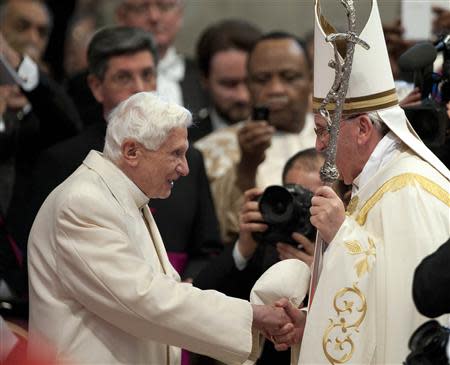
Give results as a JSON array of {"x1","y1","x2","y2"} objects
[{"x1": 298, "y1": 148, "x2": 450, "y2": 365}]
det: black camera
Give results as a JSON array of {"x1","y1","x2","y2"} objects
[
  {"x1": 252, "y1": 184, "x2": 315, "y2": 247},
  {"x1": 398, "y1": 34, "x2": 450, "y2": 148},
  {"x1": 404, "y1": 320, "x2": 450, "y2": 365}
]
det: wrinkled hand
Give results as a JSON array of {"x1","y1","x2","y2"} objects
[
  {"x1": 399, "y1": 87, "x2": 421, "y2": 108},
  {"x1": 251, "y1": 303, "x2": 292, "y2": 337},
  {"x1": 265, "y1": 298, "x2": 306, "y2": 351},
  {"x1": 276, "y1": 232, "x2": 314, "y2": 267},
  {"x1": 310, "y1": 186, "x2": 345, "y2": 243},
  {"x1": 238, "y1": 188, "x2": 265, "y2": 258}
]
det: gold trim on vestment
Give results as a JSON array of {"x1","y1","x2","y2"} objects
[
  {"x1": 312, "y1": 88, "x2": 398, "y2": 115},
  {"x1": 322, "y1": 239, "x2": 375, "y2": 364},
  {"x1": 356, "y1": 173, "x2": 450, "y2": 225}
]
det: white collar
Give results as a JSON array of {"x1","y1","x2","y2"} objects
[
  {"x1": 157, "y1": 46, "x2": 184, "y2": 82},
  {"x1": 352, "y1": 131, "x2": 401, "y2": 195}
]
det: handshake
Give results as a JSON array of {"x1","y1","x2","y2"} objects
[{"x1": 251, "y1": 299, "x2": 306, "y2": 351}]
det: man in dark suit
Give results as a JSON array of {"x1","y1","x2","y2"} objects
[
  {"x1": 27, "y1": 26, "x2": 222, "y2": 282},
  {"x1": 189, "y1": 19, "x2": 262, "y2": 142}
]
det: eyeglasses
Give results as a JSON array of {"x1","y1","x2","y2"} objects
[
  {"x1": 314, "y1": 113, "x2": 366, "y2": 143},
  {"x1": 123, "y1": 0, "x2": 180, "y2": 14}
]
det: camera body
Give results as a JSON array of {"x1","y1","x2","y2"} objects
[
  {"x1": 252, "y1": 184, "x2": 315, "y2": 247},
  {"x1": 404, "y1": 320, "x2": 450, "y2": 365}
]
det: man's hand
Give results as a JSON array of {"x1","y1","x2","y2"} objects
[
  {"x1": 236, "y1": 121, "x2": 275, "y2": 192},
  {"x1": 310, "y1": 186, "x2": 345, "y2": 243},
  {"x1": 238, "y1": 188, "x2": 266, "y2": 258},
  {"x1": 399, "y1": 87, "x2": 421, "y2": 108},
  {"x1": 251, "y1": 303, "x2": 292, "y2": 336},
  {"x1": 266, "y1": 298, "x2": 306, "y2": 351},
  {"x1": 276, "y1": 232, "x2": 314, "y2": 267}
]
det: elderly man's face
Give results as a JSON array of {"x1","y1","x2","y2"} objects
[
  {"x1": 205, "y1": 48, "x2": 251, "y2": 124},
  {"x1": 247, "y1": 38, "x2": 311, "y2": 133},
  {"x1": 88, "y1": 50, "x2": 157, "y2": 117},
  {"x1": 314, "y1": 113, "x2": 362, "y2": 184},
  {"x1": 117, "y1": 0, "x2": 183, "y2": 55},
  {"x1": 0, "y1": 0, "x2": 51, "y2": 62},
  {"x1": 136, "y1": 127, "x2": 189, "y2": 198}
]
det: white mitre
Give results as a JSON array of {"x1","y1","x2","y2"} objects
[{"x1": 313, "y1": 0, "x2": 450, "y2": 181}]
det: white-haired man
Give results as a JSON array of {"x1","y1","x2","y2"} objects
[{"x1": 27, "y1": 91, "x2": 298, "y2": 365}]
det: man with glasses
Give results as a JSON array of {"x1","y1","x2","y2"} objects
[
  {"x1": 115, "y1": 0, "x2": 208, "y2": 114},
  {"x1": 252, "y1": 1, "x2": 450, "y2": 363}
]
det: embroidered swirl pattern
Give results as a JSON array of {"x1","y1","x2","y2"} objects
[{"x1": 322, "y1": 239, "x2": 375, "y2": 364}]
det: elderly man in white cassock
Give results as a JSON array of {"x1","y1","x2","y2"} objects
[{"x1": 251, "y1": 0, "x2": 450, "y2": 364}]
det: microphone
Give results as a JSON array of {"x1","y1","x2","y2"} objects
[
  {"x1": 434, "y1": 34, "x2": 450, "y2": 53},
  {"x1": 398, "y1": 42, "x2": 437, "y2": 71}
]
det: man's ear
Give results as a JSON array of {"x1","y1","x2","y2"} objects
[
  {"x1": 120, "y1": 139, "x2": 141, "y2": 167},
  {"x1": 357, "y1": 115, "x2": 374, "y2": 145},
  {"x1": 87, "y1": 74, "x2": 104, "y2": 104}
]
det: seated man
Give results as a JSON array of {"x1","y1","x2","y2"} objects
[{"x1": 27, "y1": 91, "x2": 298, "y2": 365}]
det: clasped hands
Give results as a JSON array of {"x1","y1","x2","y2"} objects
[{"x1": 251, "y1": 298, "x2": 306, "y2": 351}]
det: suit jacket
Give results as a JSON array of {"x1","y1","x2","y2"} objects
[
  {"x1": 413, "y1": 237, "x2": 450, "y2": 318},
  {"x1": 189, "y1": 108, "x2": 214, "y2": 143},
  {"x1": 24, "y1": 123, "x2": 222, "y2": 278},
  {"x1": 28, "y1": 150, "x2": 253, "y2": 365},
  {"x1": 181, "y1": 58, "x2": 209, "y2": 116}
]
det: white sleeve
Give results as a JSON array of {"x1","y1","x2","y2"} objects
[
  {"x1": 233, "y1": 240, "x2": 251, "y2": 270},
  {"x1": 0, "y1": 316, "x2": 18, "y2": 361}
]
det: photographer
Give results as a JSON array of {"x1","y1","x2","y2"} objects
[
  {"x1": 194, "y1": 148, "x2": 325, "y2": 364},
  {"x1": 403, "y1": 237, "x2": 450, "y2": 364}
]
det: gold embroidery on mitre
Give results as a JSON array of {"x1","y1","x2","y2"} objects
[
  {"x1": 323, "y1": 284, "x2": 367, "y2": 364},
  {"x1": 356, "y1": 173, "x2": 450, "y2": 225}
]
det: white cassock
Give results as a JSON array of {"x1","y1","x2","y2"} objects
[
  {"x1": 299, "y1": 144, "x2": 450, "y2": 364},
  {"x1": 28, "y1": 150, "x2": 256, "y2": 365}
]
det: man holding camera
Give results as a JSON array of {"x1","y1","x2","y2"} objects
[{"x1": 195, "y1": 32, "x2": 316, "y2": 244}]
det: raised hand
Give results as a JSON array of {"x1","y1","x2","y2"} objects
[
  {"x1": 238, "y1": 188, "x2": 266, "y2": 258},
  {"x1": 276, "y1": 232, "x2": 314, "y2": 267},
  {"x1": 236, "y1": 120, "x2": 275, "y2": 192}
]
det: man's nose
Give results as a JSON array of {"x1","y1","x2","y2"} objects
[
  {"x1": 177, "y1": 157, "x2": 189, "y2": 176},
  {"x1": 236, "y1": 83, "x2": 250, "y2": 103},
  {"x1": 131, "y1": 77, "x2": 146, "y2": 93},
  {"x1": 267, "y1": 76, "x2": 286, "y2": 94}
]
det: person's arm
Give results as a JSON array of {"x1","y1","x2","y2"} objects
[{"x1": 54, "y1": 190, "x2": 290, "y2": 364}]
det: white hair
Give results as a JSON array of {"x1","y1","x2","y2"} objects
[
  {"x1": 103, "y1": 92, "x2": 192, "y2": 161},
  {"x1": 367, "y1": 111, "x2": 390, "y2": 136}
]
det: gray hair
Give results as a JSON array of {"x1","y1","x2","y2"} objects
[
  {"x1": 87, "y1": 25, "x2": 158, "y2": 80},
  {"x1": 104, "y1": 92, "x2": 192, "y2": 161},
  {"x1": 367, "y1": 111, "x2": 390, "y2": 136}
]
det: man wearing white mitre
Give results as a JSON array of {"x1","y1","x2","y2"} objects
[{"x1": 250, "y1": 0, "x2": 450, "y2": 364}]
